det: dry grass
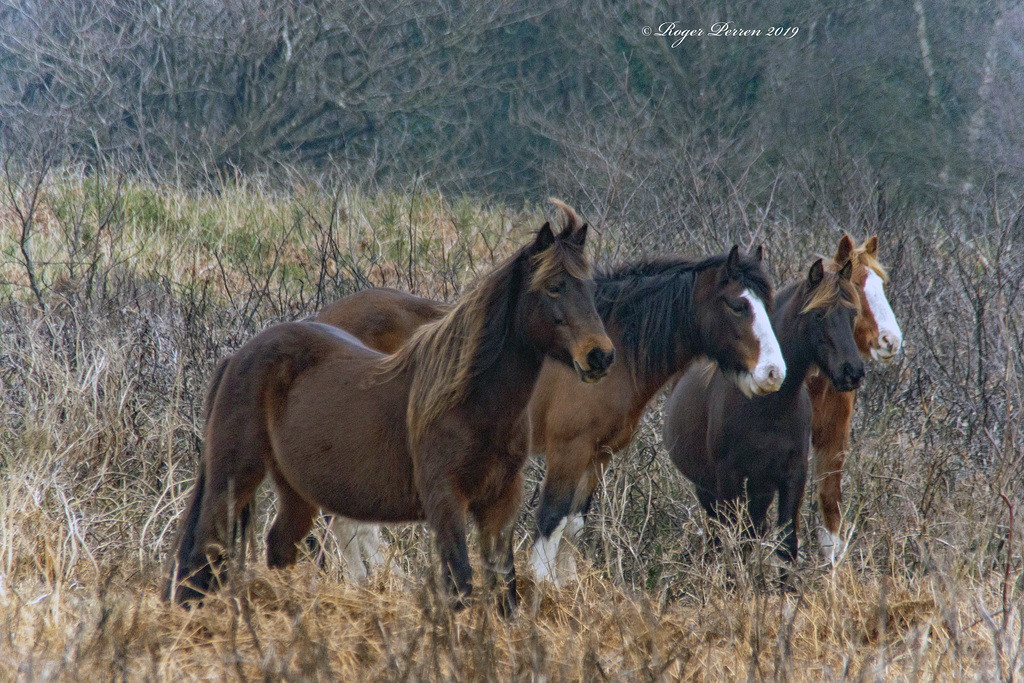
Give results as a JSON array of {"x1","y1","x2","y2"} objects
[{"x1": 1, "y1": 170, "x2": 1022, "y2": 680}]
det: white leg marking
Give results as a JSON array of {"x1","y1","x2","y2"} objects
[
  {"x1": 530, "y1": 517, "x2": 567, "y2": 586},
  {"x1": 563, "y1": 512, "x2": 585, "y2": 542},
  {"x1": 818, "y1": 527, "x2": 841, "y2": 565},
  {"x1": 555, "y1": 513, "x2": 585, "y2": 584},
  {"x1": 330, "y1": 517, "x2": 368, "y2": 583},
  {"x1": 740, "y1": 290, "x2": 786, "y2": 396},
  {"x1": 864, "y1": 271, "x2": 902, "y2": 360},
  {"x1": 357, "y1": 524, "x2": 386, "y2": 569}
]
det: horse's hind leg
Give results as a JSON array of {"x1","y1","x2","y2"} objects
[
  {"x1": 173, "y1": 456, "x2": 266, "y2": 603},
  {"x1": 329, "y1": 516, "x2": 369, "y2": 582},
  {"x1": 266, "y1": 471, "x2": 319, "y2": 569}
]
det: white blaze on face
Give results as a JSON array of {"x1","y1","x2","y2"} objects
[
  {"x1": 863, "y1": 270, "x2": 902, "y2": 360},
  {"x1": 739, "y1": 290, "x2": 786, "y2": 396}
]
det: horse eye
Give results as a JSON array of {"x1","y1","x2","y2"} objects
[
  {"x1": 546, "y1": 284, "x2": 561, "y2": 298},
  {"x1": 727, "y1": 300, "x2": 747, "y2": 316}
]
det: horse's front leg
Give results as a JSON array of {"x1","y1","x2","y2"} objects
[
  {"x1": 812, "y1": 391, "x2": 854, "y2": 564},
  {"x1": 422, "y1": 484, "x2": 472, "y2": 608},
  {"x1": 775, "y1": 455, "x2": 808, "y2": 590},
  {"x1": 814, "y1": 441, "x2": 847, "y2": 564},
  {"x1": 328, "y1": 516, "x2": 368, "y2": 582},
  {"x1": 531, "y1": 436, "x2": 595, "y2": 586},
  {"x1": 476, "y1": 509, "x2": 519, "y2": 617}
]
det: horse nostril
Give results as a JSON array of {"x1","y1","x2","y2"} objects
[
  {"x1": 844, "y1": 363, "x2": 865, "y2": 382},
  {"x1": 604, "y1": 348, "x2": 615, "y2": 370},
  {"x1": 586, "y1": 347, "x2": 608, "y2": 372}
]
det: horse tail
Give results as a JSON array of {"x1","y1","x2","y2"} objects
[
  {"x1": 199, "y1": 356, "x2": 256, "y2": 551},
  {"x1": 203, "y1": 356, "x2": 231, "y2": 429},
  {"x1": 161, "y1": 459, "x2": 208, "y2": 602},
  {"x1": 162, "y1": 355, "x2": 240, "y2": 602},
  {"x1": 163, "y1": 324, "x2": 331, "y2": 603}
]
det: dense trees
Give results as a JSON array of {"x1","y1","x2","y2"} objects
[{"x1": 1, "y1": 0, "x2": 1020, "y2": 201}]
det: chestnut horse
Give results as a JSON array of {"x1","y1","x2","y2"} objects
[
  {"x1": 663, "y1": 259, "x2": 863, "y2": 567},
  {"x1": 315, "y1": 245, "x2": 787, "y2": 585},
  {"x1": 162, "y1": 214, "x2": 615, "y2": 615},
  {"x1": 808, "y1": 234, "x2": 902, "y2": 562}
]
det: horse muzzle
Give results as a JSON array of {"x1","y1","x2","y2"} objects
[
  {"x1": 832, "y1": 361, "x2": 866, "y2": 392},
  {"x1": 574, "y1": 346, "x2": 614, "y2": 383},
  {"x1": 741, "y1": 361, "x2": 786, "y2": 397},
  {"x1": 871, "y1": 332, "x2": 902, "y2": 362}
]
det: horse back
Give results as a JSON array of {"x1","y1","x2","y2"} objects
[{"x1": 315, "y1": 287, "x2": 449, "y2": 354}]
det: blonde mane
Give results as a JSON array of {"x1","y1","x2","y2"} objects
[
  {"x1": 801, "y1": 270, "x2": 860, "y2": 316},
  {"x1": 824, "y1": 234, "x2": 889, "y2": 283},
  {"x1": 377, "y1": 201, "x2": 590, "y2": 451},
  {"x1": 854, "y1": 246, "x2": 889, "y2": 283}
]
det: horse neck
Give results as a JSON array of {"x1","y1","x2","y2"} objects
[
  {"x1": 596, "y1": 266, "x2": 700, "y2": 403},
  {"x1": 772, "y1": 287, "x2": 815, "y2": 396},
  {"x1": 463, "y1": 322, "x2": 543, "y2": 438}
]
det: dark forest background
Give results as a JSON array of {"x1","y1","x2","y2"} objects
[{"x1": 2, "y1": 0, "x2": 1021, "y2": 207}]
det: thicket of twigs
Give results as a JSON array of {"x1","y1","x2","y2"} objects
[{"x1": 0, "y1": 162, "x2": 1021, "y2": 680}]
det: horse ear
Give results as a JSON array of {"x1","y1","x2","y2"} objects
[
  {"x1": 838, "y1": 259, "x2": 854, "y2": 281},
  {"x1": 807, "y1": 258, "x2": 824, "y2": 287},
  {"x1": 570, "y1": 223, "x2": 589, "y2": 246},
  {"x1": 865, "y1": 235, "x2": 878, "y2": 255},
  {"x1": 835, "y1": 234, "x2": 854, "y2": 264},
  {"x1": 726, "y1": 245, "x2": 741, "y2": 276},
  {"x1": 754, "y1": 245, "x2": 764, "y2": 262},
  {"x1": 535, "y1": 222, "x2": 555, "y2": 251}
]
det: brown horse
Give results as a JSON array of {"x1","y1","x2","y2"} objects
[
  {"x1": 312, "y1": 245, "x2": 787, "y2": 585},
  {"x1": 808, "y1": 234, "x2": 902, "y2": 563},
  {"x1": 663, "y1": 259, "x2": 863, "y2": 568},
  {"x1": 162, "y1": 212, "x2": 615, "y2": 615}
]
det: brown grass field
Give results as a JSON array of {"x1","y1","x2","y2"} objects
[{"x1": 1, "y1": 171, "x2": 1021, "y2": 681}]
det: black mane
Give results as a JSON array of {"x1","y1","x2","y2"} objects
[{"x1": 594, "y1": 251, "x2": 772, "y2": 383}]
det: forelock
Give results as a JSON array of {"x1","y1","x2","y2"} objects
[
  {"x1": 859, "y1": 250, "x2": 889, "y2": 283},
  {"x1": 529, "y1": 236, "x2": 591, "y2": 291},
  {"x1": 830, "y1": 238, "x2": 890, "y2": 284},
  {"x1": 801, "y1": 271, "x2": 860, "y2": 315},
  {"x1": 735, "y1": 258, "x2": 773, "y2": 307}
]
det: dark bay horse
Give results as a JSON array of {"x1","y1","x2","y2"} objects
[
  {"x1": 312, "y1": 245, "x2": 787, "y2": 585},
  {"x1": 162, "y1": 213, "x2": 615, "y2": 615},
  {"x1": 663, "y1": 258, "x2": 864, "y2": 568},
  {"x1": 808, "y1": 234, "x2": 902, "y2": 562}
]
